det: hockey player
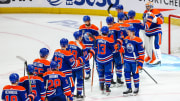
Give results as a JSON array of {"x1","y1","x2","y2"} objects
[
  {"x1": 122, "y1": 26, "x2": 145, "y2": 96},
  {"x1": 90, "y1": 26, "x2": 115, "y2": 95},
  {"x1": 116, "y1": 4, "x2": 128, "y2": 20},
  {"x1": 52, "y1": 38, "x2": 85, "y2": 96},
  {"x1": 43, "y1": 61, "x2": 73, "y2": 101},
  {"x1": 19, "y1": 64, "x2": 46, "y2": 101},
  {"x1": 106, "y1": 16, "x2": 124, "y2": 86},
  {"x1": 67, "y1": 31, "x2": 88, "y2": 98},
  {"x1": 79, "y1": 15, "x2": 99, "y2": 79},
  {"x1": 143, "y1": 1, "x2": 163, "y2": 65},
  {"x1": 1, "y1": 73, "x2": 35, "y2": 101},
  {"x1": 124, "y1": 10, "x2": 144, "y2": 37},
  {"x1": 114, "y1": 12, "x2": 131, "y2": 40},
  {"x1": 33, "y1": 48, "x2": 50, "y2": 78}
]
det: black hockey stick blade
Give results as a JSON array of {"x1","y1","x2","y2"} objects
[
  {"x1": 107, "y1": 4, "x2": 114, "y2": 16},
  {"x1": 16, "y1": 56, "x2": 27, "y2": 62}
]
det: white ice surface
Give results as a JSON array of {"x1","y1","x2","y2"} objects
[{"x1": 0, "y1": 14, "x2": 180, "y2": 101}]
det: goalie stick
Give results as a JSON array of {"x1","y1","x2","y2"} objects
[
  {"x1": 133, "y1": 53, "x2": 158, "y2": 84},
  {"x1": 16, "y1": 56, "x2": 33, "y2": 92}
]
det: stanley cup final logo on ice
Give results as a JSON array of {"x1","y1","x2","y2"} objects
[{"x1": 47, "y1": 0, "x2": 120, "y2": 7}]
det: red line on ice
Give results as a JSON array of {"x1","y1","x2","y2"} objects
[{"x1": 0, "y1": 32, "x2": 51, "y2": 76}]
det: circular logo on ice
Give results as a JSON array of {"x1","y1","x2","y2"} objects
[
  {"x1": 47, "y1": 0, "x2": 62, "y2": 6},
  {"x1": 126, "y1": 43, "x2": 134, "y2": 53}
]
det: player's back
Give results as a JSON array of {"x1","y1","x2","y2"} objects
[
  {"x1": 43, "y1": 71, "x2": 71, "y2": 97},
  {"x1": 124, "y1": 19, "x2": 144, "y2": 37},
  {"x1": 19, "y1": 76, "x2": 45, "y2": 101},
  {"x1": 33, "y1": 58, "x2": 50, "y2": 77},
  {"x1": 108, "y1": 25, "x2": 121, "y2": 43},
  {"x1": 52, "y1": 49, "x2": 75, "y2": 77},
  {"x1": 67, "y1": 41, "x2": 82, "y2": 59},
  {"x1": 1, "y1": 85, "x2": 27, "y2": 101},
  {"x1": 114, "y1": 22, "x2": 131, "y2": 39},
  {"x1": 96, "y1": 36, "x2": 115, "y2": 64}
]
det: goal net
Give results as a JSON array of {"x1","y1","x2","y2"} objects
[{"x1": 167, "y1": 14, "x2": 180, "y2": 55}]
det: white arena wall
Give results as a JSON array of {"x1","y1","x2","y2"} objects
[{"x1": 0, "y1": 0, "x2": 180, "y2": 25}]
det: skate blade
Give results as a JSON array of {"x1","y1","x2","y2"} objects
[
  {"x1": 101, "y1": 91, "x2": 105, "y2": 94},
  {"x1": 110, "y1": 84, "x2": 116, "y2": 88},
  {"x1": 123, "y1": 93, "x2": 133, "y2": 97},
  {"x1": 117, "y1": 84, "x2": 123, "y2": 87},
  {"x1": 133, "y1": 93, "x2": 138, "y2": 96},
  {"x1": 106, "y1": 92, "x2": 110, "y2": 96}
]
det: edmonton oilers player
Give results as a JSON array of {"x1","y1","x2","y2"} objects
[
  {"x1": 33, "y1": 48, "x2": 50, "y2": 78},
  {"x1": 122, "y1": 26, "x2": 145, "y2": 96},
  {"x1": 19, "y1": 65, "x2": 46, "y2": 101},
  {"x1": 2, "y1": 73, "x2": 35, "y2": 101},
  {"x1": 91, "y1": 26, "x2": 115, "y2": 95},
  {"x1": 106, "y1": 16, "x2": 124, "y2": 86},
  {"x1": 67, "y1": 31, "x2": 88, "y2": 98},
  {"x1": 52, "y1": 38, "x2": 85, "y2": 96},
  {"x1": 114, "y1": 12, "x2": 131, "y2": 40},
  {"x1": 143, "y1": 1, "x2": 164, "y2": 65},
  {"x1": 79, "y1": 15, "x2": 99, "y2": 79},
  {"x1": 43, "y1": 61, "x2": 73, "y2": 101},
  {"x1": 116, "y1": 4, "x2": 128, "y2": 20},
  {"x1": 124, "y1": 10, "x2": 144, "y2": 37}
]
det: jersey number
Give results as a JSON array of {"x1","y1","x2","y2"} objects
[
  {"x1": 98, "y1": 44, "x2": 106, "y2": 55},
  {"x1": 48, "y1": 79, "x2": 61, "y2": 90},
  {"x1": 55, "y1": 57, "x2": 63, "y2": 69},
  {"x1": 5, "y1": 95, "x2": 17, "y2": 101}
]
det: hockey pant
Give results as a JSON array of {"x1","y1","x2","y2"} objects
[
  {"x1": 97, "y1": 62, "x2": 113, "y2": 88},
  {"x1": 111, "y1": 52, "x2": 123, "y2": 79},
  {"x1": 124, "y1": 62, "x2": 139, "y2": 89},
  {"x1": 72, "y1": 69, "x2": 83, "y2": 95},
  {"x1": 47, "y1": 87, "x2": 67, "y2": 101},
  {"x1": 144, "y1": 33, "x2": 162, "y2": 61},
  {"x1": 67, "y1": 76, "x2": 75, "y2": 94}
]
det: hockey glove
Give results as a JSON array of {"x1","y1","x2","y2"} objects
[
  {"x1": 78, "y1": 56, "x2": 85, "y2": 64},
  {"x1": 28, "y1": 93, "x2": 35, "y2": 101},
  {"x1": 68, "y1": 95, "x2": 73, "y2": 101},
  {"x1": 114, "y1": 44, "x2": 120, "y2": 50}
]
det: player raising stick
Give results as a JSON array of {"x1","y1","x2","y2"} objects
[
  {"x1": 43, "y1": 61, "x2": 73, "y2": 101},
  {"x1": 122, "y1": 26, "x2": 145, "y2": 96},
  {"x1": 1, "y1": 73, "x2": 35, "y2": 101},
  {"x1": 19, "y1": 64, "x2": 46, "y2": 101}
]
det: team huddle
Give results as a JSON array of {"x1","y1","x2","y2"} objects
[{"x1": 1, "y1": 1, "x2": 164, "y2": 101}]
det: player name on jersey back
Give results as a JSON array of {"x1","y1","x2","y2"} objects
[{"x1": 5, "y1": 90, "x2": 18, "y2": 94}]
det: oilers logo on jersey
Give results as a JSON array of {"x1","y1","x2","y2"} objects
[
  {"x1": 84, "y1": 32, "x2": 92, "y2": 42},
  {"x1": 126, "y1": 43, "x2": 134, "y2": 53}
]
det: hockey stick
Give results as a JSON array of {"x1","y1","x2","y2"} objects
[
  {"x1": 133, "y1": 53, "x2": 158, "y2": 84},
  {"x1": 81, "y1": 50, "x2": 86, "y2": 97},
  {"x1": 88, "y1": 34, "x2": 96, "y2": 92},
  {"x1": 16, "y1": 56, "x2": 33, "y2": 92},
  {"x1": 107, "y1": 4, "x2": 114, "y2": 16},
  {"x1": 16, "y1": 56, "x2": 26, "y2": 76}
]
